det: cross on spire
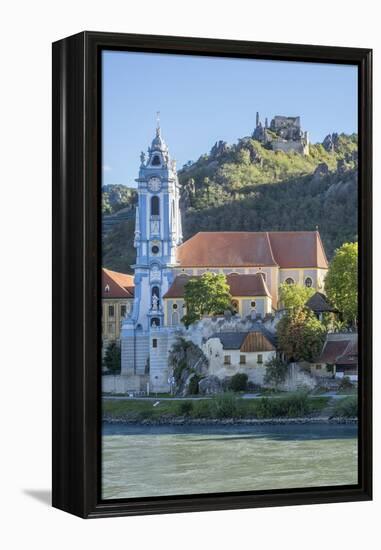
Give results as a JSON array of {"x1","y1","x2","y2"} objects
[{"x1": 156, "y1": 111, "x2": 160, "y2": 130}]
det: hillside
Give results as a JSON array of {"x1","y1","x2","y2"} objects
[
  {"x1": 102, "y1": 184, "x2": 137, "y2": 214},
  {"x1": 102, "y1": 133, "x2": 358, "y2": 273}
]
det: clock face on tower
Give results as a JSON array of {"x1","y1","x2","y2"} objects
[{"x1": 148, "y1": 177, "x2": 161, "y2": 192}]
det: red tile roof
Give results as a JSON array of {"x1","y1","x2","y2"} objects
[
  {"x1": 163, "y1": 273, "x2": 271, "y2": 299},
  {"x1": 319, "y1": 337, "x2": 358, "y2": 366},
  {"x1": 102, "y1": 268, "x2": 134, "y2": 298},
  {"x1": 268, "y1": 231, "x2": 328, "y2": 269},
  {"x1": 176, "y1": 231, "x2": 328, "y2": 269},
  {"x1": 336, "y1": 340, "x2": 358, "y2": 366},
  {"x1": 176, "y1": 232, "x2": 277, "y2": 268}
]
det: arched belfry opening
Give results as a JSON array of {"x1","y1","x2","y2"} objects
[{"x1": 151, "y1": 195, "x2": 160, "y2": 216}]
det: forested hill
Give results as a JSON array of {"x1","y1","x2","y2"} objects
[{"x1": 102, "y1": 133, "x2": 358, "y2": 273}]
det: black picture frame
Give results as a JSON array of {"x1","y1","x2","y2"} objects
[{"x1": 52, "y1": 31, "x2": 372, "y2": 519}]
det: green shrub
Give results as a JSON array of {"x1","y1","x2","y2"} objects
[
  {"x1": 228, "y1": 373, "x2": 248, "y2": 392},
  {"x1": 255, "y1": 397, "x2": 277, "y2": 418},
  {"x1": 338, "y1": 376, "x2": 353, "y2": 391},
  {"x1": 138, "y1": 409, "x2": 155, "y2": 420},
  {"x1": 192, "y1": 400, "x2": 212, "y2": 418},
  {"x1": 263, "y1": 357, "x2": 288, "y2": 389},
  {"x1": 173, "y1": 360, "x2": 187, "y2": 383},
  {"x1": 255, "y1": 393, "x2": 310, "y2": 418},
  {"x1": 211, "y1": 393, "x2": 239, "y2": 418},
  {"x1": 188, "y1": 374, "x2": 202, "y2": 395},
  {"x1": 103, "y1": 342, "x2": 121, "y2": 373},
  {"x1": 333, "y1": 396, "x2": 358, "y2": 418},
  {"x1": 176, "y1": 400, "x2": 194, "y2": 416},
  {"x1": 282, "y1": 393, "x2": 309, "y2": 417}
]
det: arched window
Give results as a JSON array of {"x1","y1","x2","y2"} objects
[
  {"x1": 151, "y1": 317, "x2": 160, "y2": 327},
  {"x1": 151, "y1": 195, "x2": 160, "y2": 216},
  {"x1": 152, "y1": 286, "x2": 160, "y2": 299},
  {"x1": 285, "y1": 277, "x2": 295, "y2": 285},
  {"x1": 151, "y1": 286, "x2": 160, "y2": 311},
  {"x1": 305, "y1": 277, "x2": 313, "y2": 288},
  {"x1": 171, "y1": 311, "x2": 179, "y2": 326},
  {"x1": 151, "y1": 155, "x2": 161, "y2": 166}
]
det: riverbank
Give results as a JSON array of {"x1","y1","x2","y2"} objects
[
  {"x1": 103, "y1": 414, "x2": 357, "y2": 425},
  {"x1": 103, "y1": 393, "x2": 358, "y2": 425}
]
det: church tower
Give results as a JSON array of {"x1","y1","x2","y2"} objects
[
  {"x1": 133, "y1": 122, "x2": 182, "y2": 329},
  {"x1": 121, "y1": 123, "x2": 182, "y2": 388}
]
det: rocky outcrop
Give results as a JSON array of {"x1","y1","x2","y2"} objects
[
  {"x1": 168, "y1": 338, "x2": 209, "y2": 396},
  {"x1": 322, "y1": 132, "x2": 339, "y2": 152},
  {"x1": 312, "y1": 162, "x2": 329, "y2": 182},
  {"x1": 210, "y1": 140, "x2": 230, "y2": 158},
  {"x1": 198, "y1": 375, "x2": 222, "y2": 395},
  {"x1": 337, "y1": 158, "x2": 347, "y2": 175}
]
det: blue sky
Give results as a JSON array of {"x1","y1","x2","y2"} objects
[{"x1": 102, "y1": 50, "x2": 357, "y2": 187}]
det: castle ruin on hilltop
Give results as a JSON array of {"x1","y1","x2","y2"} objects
[{"x1": 253, "y1": 112, "x2": 310, "y2": 155}]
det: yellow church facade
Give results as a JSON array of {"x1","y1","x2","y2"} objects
[
  {"x1": 103, "y1": 230, "x2": 328, "y2": 335},
  {"x1": 162, "y1": 230, "x2": 328, "y2": 325}
]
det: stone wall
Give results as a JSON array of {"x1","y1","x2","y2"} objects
[
  {"x1": 271, "y1": 140, "x2": 309, "y2": 155},
  {"x1": 102, "y1": 374, "x2": 148, "y2": 394}
]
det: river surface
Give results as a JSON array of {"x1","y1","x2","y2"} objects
[{"x1": 102, "y1": 423, "x2": 358, "y2": 500}]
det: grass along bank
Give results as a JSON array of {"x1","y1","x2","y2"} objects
[{"x1": 102, "y1": 393, "x2": 357, "y2": 423}]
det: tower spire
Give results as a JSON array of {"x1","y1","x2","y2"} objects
[{"x1": 156, "y1": 111, "x2": 160, "y2": 133}]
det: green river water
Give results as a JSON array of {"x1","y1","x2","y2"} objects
[{"x1": 102, "y1": 423, "x2": 358, "y2": 500}]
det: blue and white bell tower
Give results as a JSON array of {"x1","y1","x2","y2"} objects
[
  {"x1": 121, "y1": 123, "x2": 182, "y2": 390},
  {"x1": 133, "y1": 122, "x2": 182, "y2": 329}
]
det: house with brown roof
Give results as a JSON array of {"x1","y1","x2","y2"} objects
[
  {"x1": 202, "y1": 326, "x2": 277, "y2": 385},
  {"x1": 317, "y1": 333, "x2": 358, "y2": 382},
  {"x1": 102, "y1": 268, "x2": 134, "y2": 351}
]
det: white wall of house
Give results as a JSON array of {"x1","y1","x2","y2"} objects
[{"x1": 202, "y1": 337, "x2": 275, "y2": 385}]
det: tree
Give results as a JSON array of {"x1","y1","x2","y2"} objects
[
  {"x1": 103, "y1": 342, "x2": 121, "y2": 373},
  {"x1": 324, "y1": 242, "x2": 358, "y2": 325},
  {"x1": 263, "y1": 356, "x2": 289, "y2": 389},
  {"x1": 182, "y1": 272, "x2": 232, "y2": 327},
  {"x1": 228, "y1": 373, "x2": 248, "y2": 392},
  {"x1": 279, "y1": 282, "x2": 315, "y2": 309},
  {"x1": 277, "y1": 307, "x2": 326, "y2": 363}
]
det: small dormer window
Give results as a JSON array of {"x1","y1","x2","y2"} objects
[
  {"x1": 151, "y1": 155, "x2": 161, "y2": 166},
  {"x1": 104, "y1": 284, "x2": 110, "y2": 293}
]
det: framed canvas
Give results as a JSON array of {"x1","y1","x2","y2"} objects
[{"x1": 52, "y1": 31, "x2": 372, "y2": 518}]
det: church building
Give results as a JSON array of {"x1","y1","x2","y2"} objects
[{"x1": 120, "y1": 126, "x2": 329, "y2": 392}]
